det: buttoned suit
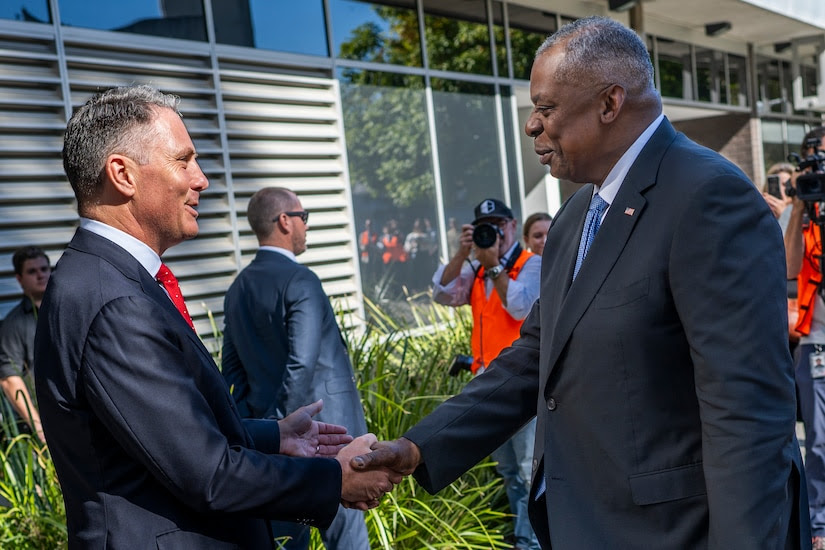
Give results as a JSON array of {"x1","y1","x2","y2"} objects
[
  {"x1": 222, "y1": 249, "x2": 368, "y2": 549},
  {"x1": 404, "y1": 119, "x2": 809, "y2": 549},
  {"x1": 35, "y1": 228, "x2": 342, "y2": 549}
]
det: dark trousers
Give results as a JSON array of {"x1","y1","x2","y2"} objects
[{"x1": 796, "y1": 343, "x2": 825, "y2": 537}]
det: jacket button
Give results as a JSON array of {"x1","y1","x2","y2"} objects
[
  {"x1": 532, "y1": 458, "x2": 538, "y2": 472},
  {"x1": 547, "y1": 397, "x2": 557, "y2": 411}
]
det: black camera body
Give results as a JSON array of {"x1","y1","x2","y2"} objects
[
  {"x1": 472, "y1": 223, "x2": 503, "y2": 249},
  {"x1": 788, "y1": 138, "x2": 825, "y2": 202}
]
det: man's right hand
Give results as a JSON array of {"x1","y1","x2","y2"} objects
[
  {"x1": 336, "y1": 434, "x2": 404, "y2": 510},
  {"x1": 350, "y1": 437, "x2": 421, "y2": 478}
]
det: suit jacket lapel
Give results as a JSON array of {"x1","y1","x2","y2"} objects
[
  {"x1": 543, "y1": 120, "x2": 676, "y2": 382},
  {"x1": 70, "y1": 228, "x2": 217, "y2": 369}
]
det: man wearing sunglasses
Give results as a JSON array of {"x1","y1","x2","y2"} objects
[{"x1": 222, "y1": 187, "x2": 370, "y2": 550}]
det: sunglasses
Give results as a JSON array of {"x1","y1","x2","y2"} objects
[{"x1": 273, "y1": 211, "x2": 309, "y2": 223}]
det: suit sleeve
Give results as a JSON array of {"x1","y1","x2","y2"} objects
[
  {"x1": 220, "y1": 329, "x2": 251, "y2": 418},
  {"x1": 279, "y1": 270, "x2": 328, "y2": 418},
  {"x1": 405, "y1": 299, "x2": 542, "y2": 492},
  {"x1": 81, "y1": 294, "x2": 341, "y2": 524},
  {"x1": 669, "y1": 174, "x2": 798, "y2": 547}
]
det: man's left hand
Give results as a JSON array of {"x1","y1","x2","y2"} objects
[{"x1": 278, "y1": 399, "x2": 352, "y2": 457}]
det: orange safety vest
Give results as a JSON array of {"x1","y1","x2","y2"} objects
[
  {"x1": 796, "y1": 216, "x2": 822, "y2": 336},
  {"x1": 469, "y1": 248, "x2": 534, "y2": 374}
]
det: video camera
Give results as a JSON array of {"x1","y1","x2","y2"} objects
[{"x1": 788, "y1": 137, "x2": 825, "y2": 202}]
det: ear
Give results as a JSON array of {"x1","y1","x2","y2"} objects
[
  {"x1": 103, "y1": 153, "x2": 137, "y2": 199},
  {"x1": 599, "y1": 84, "x2": 626, "y2": 124},
  {"x1": 274, "y1": 212, "x2": 290, "y2": 234}
]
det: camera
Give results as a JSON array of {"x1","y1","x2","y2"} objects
[
  {"x1": 788, "y1": 137, "x2": 825, "y2": 202},
  {"x1": 766, "y1": 175, "x2": 782, "y2": 199},
  {"x1": 448, "y1": 354, "x2": 473, "y2": 376},
  {"x1": 472, "y1": 223, "x2": 503, "y2": 249}
]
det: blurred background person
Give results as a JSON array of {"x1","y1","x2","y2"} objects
[
  {"x1": 223, "y1": 187, "x2": 370, "y2": 549},
  {"x1": 522, "y1": 212, "x2": 552, "y2": 257},
  {"x1": 785, "y1": 125, "x2": 825, "y2": 549},
  {"x1": 0, "y1": 245, "x2": 49, "y2": 442},
  {"x1": 763, "y1": 162, "x2": 795, "y2": 233},
  {"x1": 431, "y1": 198, "x2": 540, "y2": 550}
]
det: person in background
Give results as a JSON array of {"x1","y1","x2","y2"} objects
[
  {"x1": 222, "y1": 187, "x2": 371, "y2": 550},
  {"x1": 430, "y1": 197, "x2": 541, "y2": 550},
  {"x1": 785, "y1": 125, "x2": 825, "y2": 550},
  {"x1": 763, "y1": 162, "x2": 796, "y2": 234},
  {"x1": 522, "y1": 213, "x2": 552, "y2": 257},
  {"x1": 0, "y1": 245, "x2": 50, "y2": 442}
]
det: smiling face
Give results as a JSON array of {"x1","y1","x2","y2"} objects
[
  {"x1": 131, "y1": 108, "x2": 208, "y2": 254},
  {"x1": 525, "y1": 218, "x2": 551, "y2": 256},
  {"x1": 525, "y1": 44, "x2": 613, "y2": 185}
]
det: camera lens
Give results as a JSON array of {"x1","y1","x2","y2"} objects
[{"x1": 472, "y1": 223, "x2": 500, "y2": 248}]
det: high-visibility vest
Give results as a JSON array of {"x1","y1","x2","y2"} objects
[
  {"x1": 796, "y1": 216, "x2": 822, "y2": 336},
  {"x1": 469, "y1": 248, "x2": 534, "y2": 374}
]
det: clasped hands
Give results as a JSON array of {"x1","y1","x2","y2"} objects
[{"x1": 277, "y1": 400, "x2": 421, "y2": 510}]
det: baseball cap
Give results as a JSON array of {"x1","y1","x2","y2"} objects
[{"x1": 472, "y1": 198, "x2": 513, "y2": 225}]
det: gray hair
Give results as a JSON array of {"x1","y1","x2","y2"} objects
[
  {"x1": 535, "y1": 16, "x2": 654, "y2": 94},
  {"x1": 62, "y1": 84, "x2": 180, "y2": 208},
  {"x1": 247, "y1": 187, "x2": 298, "y2": 240}
]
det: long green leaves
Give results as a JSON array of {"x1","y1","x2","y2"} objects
[{"x1": 0, "y1": 399, "x2": 66, "y2": 549}]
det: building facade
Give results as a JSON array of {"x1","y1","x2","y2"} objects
[{"x1": 1, "y1": 0, "x2": 824, "y2": 341}]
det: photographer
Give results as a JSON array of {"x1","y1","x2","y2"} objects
[
  {"x1": 432, "y1": 197, "x2": 540, "y2": 550},
  {"x1": 785, "y1": 125, "x2": 825, "y2": 550}
]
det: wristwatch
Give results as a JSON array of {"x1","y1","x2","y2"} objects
[{"x1": 485, "y1": 265, "x2": 504, "y2": 280}]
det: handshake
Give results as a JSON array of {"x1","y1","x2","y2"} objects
[{"x1": 279, "y1": 400, "x2": 422, "y2": 509}]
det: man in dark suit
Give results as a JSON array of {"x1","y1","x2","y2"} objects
[
  {"x1": 34, "y1": 85, "x2": 397, "y2": 549},
  {"x1": 222, "y1": 186, "x2": 370, "y2": 549},
  {"x1": 352, "y1": 16, "x2": 809, "y2": 549}
]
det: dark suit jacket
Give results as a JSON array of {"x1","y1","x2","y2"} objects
[
  {"x1": 405, "y1": 118, "x2": 809, "y2": 549},
  {"x1": 34, "y1": 229, "x2": 342, "y2": 549},
  {"x1": 222, "y1": 249, "x2": 366, "y2": 438}
]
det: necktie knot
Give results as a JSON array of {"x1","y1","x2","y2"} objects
[
  {"x1": 156, "y1": 263, "x2": 195, "y2": 330},
  {"x1": 573, "y1": 193, "x2": 609, "y2": 280}
]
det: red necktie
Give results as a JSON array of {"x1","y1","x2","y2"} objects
[{"x1": 156, "y1": 263, "x2": 195, "y2": 330}]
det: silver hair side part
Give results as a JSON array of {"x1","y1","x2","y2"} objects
[
  {"x1": 535, "y1": 16, "x2": 654, "y2": 94},
  {"x1": 62, "y1": 84, "x2": 180, "y2": 209},
  {"x1": 247, "y1": 187, "x2": 297, "y2": 240}
]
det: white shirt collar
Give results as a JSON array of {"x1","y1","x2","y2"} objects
[
  {"x1": 259, "y1": 245, "x2": 296, "y2": 263},
  {"x1": 594, "y1": 113, "x2": 665, "y2": 206},
  {"x1": 80, "y1": 218, "x2": 161, "y2": 276}
]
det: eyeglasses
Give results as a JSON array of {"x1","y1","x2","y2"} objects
[{"x1": 273, "y1": 211, "x2": 309, "y2": 223}]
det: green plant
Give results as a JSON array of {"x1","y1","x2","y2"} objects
[
  {"x1": 0, "y1": 399, "x2": 66, "y2": 549},
  {"x1": 340, "y1": 297, "x2": 511, "y2": 549}
]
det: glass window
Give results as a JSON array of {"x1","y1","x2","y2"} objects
[
  {"x1": 431, "y1": 78, "x2": 506, "y2": 224},
  {"x1": 0, "y1": 0, "x2": 49, "y2": 23},
  {"x1": 788, "y1": 123, "x2": 808, "y2": 155},
  {"x1": 761, "y1": 120, "x2": 786, "y2": 171},
  {"x1": 491, "y1": 1, "x2": 507, "y2": 78},
  {"x1": 728, "y1": 54, "x2": 747, "y2": 107},
  {"x1": 758, "y1": 57, "x2": 785, "y2": 114},
  {"x1": 330, "y1": 0, "x2": 420, "y2": 65},
  {"x1": 422, "y1": 0, "x2": 492, "y2": 75},
  {"x1": 656, "y1": 38, "x2": 691, "y2": 100},
  {"x1": 213, "y1": 0, "x2": 327, "y2": 56},
  {"x1": 506, "y1": 5, "x2": 556, "y2": 81},
  {"x1": 500, "y1": 85, "x2": 522, "y2": 224},
  {"x1": 695, "y1": 48, "x2": 724, "y2": 103},
  {"x1": 338, "y1": 69, "x2": 438, "y2": 307},
  {"x1": 60, "y1": 0, "x2": 205, "y2": 41}
]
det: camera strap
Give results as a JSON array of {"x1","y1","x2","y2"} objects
[{"x1": 504, "y1": 243, "x2": 522, "y2": 272}]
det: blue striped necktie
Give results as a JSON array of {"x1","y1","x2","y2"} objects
[{"x1": 573, "y1": 193, "x2": 609, "y2": 280}]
